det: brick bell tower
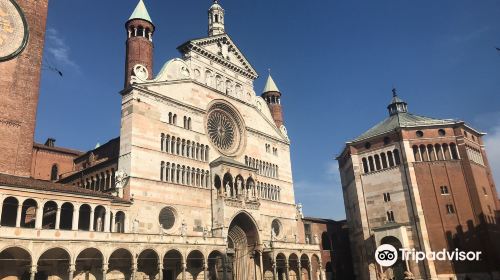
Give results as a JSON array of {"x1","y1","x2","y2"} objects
[
  {"x1": 261, "y1": 74, "x2": 284, "y2": 128},
  {"x1": 0, "y1": 0, "x2": 50, "y2": 177},
  {"x1": 124, "y1": 0, "x2": 154, "y2": 87}
]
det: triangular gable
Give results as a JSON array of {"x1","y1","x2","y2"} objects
[{"x1": 177, "y1": 34, "x2": 258, "y2": 80}]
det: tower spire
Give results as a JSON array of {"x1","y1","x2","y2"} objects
[
  {"x1": 208, "y1": 0, "x2": 225, "y2": 36},
  {"x1": 262, "y1": 73, "x2": 284, "y2": 127}
]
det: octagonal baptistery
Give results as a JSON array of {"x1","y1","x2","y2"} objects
[
  {"x1": 337, "y1": 89, "x2": 500, "y2": 280},
  {"x1": 115, "y1": 0, "x2": 322, "y2": 280}
]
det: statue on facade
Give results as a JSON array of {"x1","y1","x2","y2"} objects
[
  {"x1": 203, "y1": 226, "x2": 209, "y2": 240},
  {"x1": 236, "y1": 179, "x2": 243, "y2": 198},
  {"x1": 114, "y1": 170, "x2": 127, "y2": 198},
  {"x1": 271, "y1": 228, "x2": 277, "y2": 241},
  {"x1": 181, "y1": 220, "x2": 187, "y2": 237},
  {"x1": 225, "y1": 182, "x2": 230, "y2": 197},
  {"x1": 297, "y1": 203, "x2": 304, "y2": 218},
  {"x1": 313, "y1": 234, "x2": 319, "y2": 245}
]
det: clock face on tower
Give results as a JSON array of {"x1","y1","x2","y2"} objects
[{"x1": 0, "y1": 0, "x2": 28, "y2": 62}]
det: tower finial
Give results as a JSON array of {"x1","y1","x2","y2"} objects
[
  {"x1": 208, "y1": 0, "x2": 225, "y2": 36},
  {"x1": 387, "y1": 88, "x2": 408, "y2": 116}
]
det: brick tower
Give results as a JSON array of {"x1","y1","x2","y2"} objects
[
  {"x1": 261, "y1": 74, "x2": 284, "y2": 128},
  {"x1": 0, "y1": 0, "x2": 50, "y2": 177},
  {"x1": 124, "y1": 0, "x2": 154, "y2": 87}
]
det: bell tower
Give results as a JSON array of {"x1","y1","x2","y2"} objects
[
  {"x1": 262, "y1": 74, "x2": 284, "y2": 128},
  {"x1": 0, "y1": 0, "x2": 49, "y2": 177},
  {"x1": 208, "y1": 0, "x2": 225, "y2": 36},
  {"x1": 124, "y1": 0, "x2": 154, "y2": 87}
]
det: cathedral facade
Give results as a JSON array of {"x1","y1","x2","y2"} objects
[
  {"x1": 0, "y1": 1, "x2": 323, "y2": 280},
  {"x1": 337, "y1": 91, "x2": 500, "y2": 280}
]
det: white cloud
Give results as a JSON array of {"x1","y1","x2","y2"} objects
[
  {"x1": 45, "y1": 28, "x2": 78, "y2": 70},
  {"x1": 484, "y1": 123, "x2": 500, "y2": 193}
]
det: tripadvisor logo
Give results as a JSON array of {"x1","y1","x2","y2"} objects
[
  {"x1": 375, "y1": 244, "x2": 482, "y2": 267},
  {"x1": 375, "y1": 244, "x2": 398, "y2": 266}
]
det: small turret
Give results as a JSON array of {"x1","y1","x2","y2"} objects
[
  {"x1": 261, "y1": 74, "x2": 284, "y2": 128},
  {"x1": 387, "y1": 88, "x2": 408, "y2": 116},
  {"x1": 124, "y1": 0, "x2": 155, "y2": 87},
  {"x1": 208, "y1": 0, "x2": 225, "y2": 36}
]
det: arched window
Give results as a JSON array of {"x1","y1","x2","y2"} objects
[
  {"x1": 368, "y1": 156, "x2": 375, "y2": 172},
  {"x1": 420, "y1": 145, "x2": 428, "y2": 161},
  {"x1": 160, "y1": 161, "x2": 165, "y2": 181},
  {"x1": 321, "y1": 232, "x2": 331, "y2": 250},
  {"x1": 50, "y1": 164, "x2": 58, "y2": 181},
  {"x1": 442, "y1": 143, "x2": 451, "y2": 160},
  {"x1": 450, "y1": 143, "x2": 459, "y2": 160},
  {"x1": 393, "y1": 149, "x2": 401, "y2": 165},
  {"x1": 374, "y1": 155, "x2": 381, "y2": 170},
  {"x1": 413, "y1": 145, "x2": 421, "y2": 161},
  {"x1": 362, "y1": 158, "x2": 368, "y2": 173},
  {"x1": 188, "y1": 118, "x2": 192, "y2": 130},
  {"x1": 387, "y1": 151, "x2": 395, "y2": 167},
  {"x1": 161, "y1": 133, "x2": 165, "y2": 151},
  {"x1": 435, "y1": 144, "x2": 444, "y2": 160},
  {"x1": 173, "y1": 114, "x2": 177, "y2": 125},
  {"x1": 381, "y1": 153, "x2": 388, "y2": 169},
  {"x1": 215, "y1": 14, "x2": 219, "y2": 22},
  {"x1": 427, "y1": 145, "x2": 436, "y2": 161},
  {"x1": 168, "y1": 112, "x2": 172, "y2": 124}
]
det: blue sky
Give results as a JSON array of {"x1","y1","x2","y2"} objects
[{"x1": 36, "y1": 0, "x2": 500, "y2": 220}]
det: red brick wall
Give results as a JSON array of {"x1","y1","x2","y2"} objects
[
  {"x1": 31, "y1": 146, "x2": 80, "y2": 181},
  {"x1": 0, "y1": 0, "x2": 49, "y2": 177},
  {"x1": 410, "y1": 125, "x2": 499, "y2": 274}
]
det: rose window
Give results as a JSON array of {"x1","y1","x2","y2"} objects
[{"x1": 206, "y1": 102, "x2": 244, "y2": 156}]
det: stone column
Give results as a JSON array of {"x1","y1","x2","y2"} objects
[
  {"x1": 0, "y1": 202, "x2": 3, "y2": 226},
  {"x1": 131, "y1": 262, "x2": 137, "y2": 280},
  {"x1": 68, "y1": 263, "x2": 76, "y2": 280},
  {"x1": 72, "y1": 206, "x2": 79, "y2": 230},
  {"x1": 285, "y1": 263, "x2": 290, "y2": 280},
  {"x1": 89, "y1": 209, "x2": 95, "y2": 231},
  {"x1": 259, "y1": 252, "x2": 264, "y2": 280},
  {"x1": 55, "y1": 207, "x2": 61, "y2": 230},
  {"x1": 182, "y1": 261, "x2": 187, "y2": 280},
  {"x1": 203, "y1": 263, "x2": 208, "y2": 280},
  {"x1": 158, "y1": 262, "x2": 164, "y2": 280},
  {"x1": 272, "y1": 261, "x2": 278, "y2": 280},
  {"x1": 102, "y1": 263, "x2": 109, "y2": 280},
  {"x1": 307, "y1": 261, "x2": 312, "y2": 280},
  {"x1": 110, "y1": 212, "x2": 116, "y2": 233},
  {"x1": 29, "y1": 265, "x2": 37, "y2": 280},
  {"x1": 35, "y1": 205, "x2": 43, "y2": 229},
  {"x1": 298, "y1": 264, "x2": 302, "y2": 280}
]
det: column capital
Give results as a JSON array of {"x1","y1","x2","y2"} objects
[
  {"x1": 68, "y1": 263, "x2": 76, "y2": 272},
  {"x1": 30, "y1": 265, "x2": 38, "y2": 273},
  {"x1": 102, "y1": 263, "x2": 109, "y2": 271}
]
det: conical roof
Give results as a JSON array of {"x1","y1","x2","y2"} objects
[
  {"x1": 263, "y1": 74, "x2": 280, "y2": 93},
  {"x1": 129, "y1": 0, "x2": 153, "y2": 24}
]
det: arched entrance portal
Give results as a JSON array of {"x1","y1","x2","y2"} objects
[
  {"x1": 380, "y1": 236, "x2": 405, "y2": 279},
  {"x1": 227, "y1": 212, "x2": 260, "y2": 280}
]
